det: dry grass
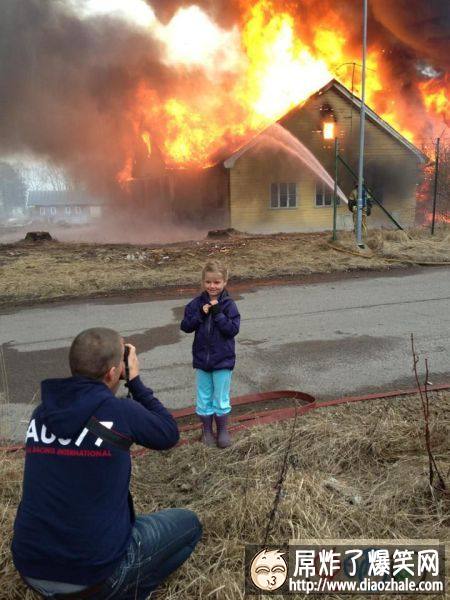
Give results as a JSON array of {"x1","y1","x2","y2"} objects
[
  {"x1": 342, "y1": 227, "x2": 450, "y2": 263},
  {"x1": 1, "y1": 391, "x2": 448, "y2": 599},
  {"x1": 0, "y1": 226, "x2": 449, "y2": 307}
]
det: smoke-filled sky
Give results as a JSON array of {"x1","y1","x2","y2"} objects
[{"x1": 0, "y1": 0, "x2": 448, "y2": 191}]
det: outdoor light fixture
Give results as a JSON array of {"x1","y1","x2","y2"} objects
[
  {"x1": 320, "y1": 103, "x2": 337, "y2": 140},
  {"x1": 319, "y1": 105, "x2": 339, "y2": 241},
  {"x1": 323, "y1": 121, "x2": 336, "y2": 140}
]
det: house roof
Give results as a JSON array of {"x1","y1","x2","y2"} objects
[
  {"x1": 317, "y1": 79, "x2": 427, "y2": 162},
  {"x1": 224, "y1": 78, "x2": 427, "y2": 168},
  {"x1": 27, "y1": 190, "x2": 107, "y2": 207}
]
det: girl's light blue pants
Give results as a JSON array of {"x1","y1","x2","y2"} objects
[{"x1": 195, "y1": 369, "x2": 232, "y2": 416}]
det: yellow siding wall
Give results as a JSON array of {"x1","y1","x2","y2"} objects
[
  {"x1": 230, "y1": 86, "x2": 421, "y2": 233},
  {"x1": 229, "y1": 148, "x2": 350, "y2": 233}
]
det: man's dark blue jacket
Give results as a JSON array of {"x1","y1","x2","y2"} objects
[
  {"x1": 180, "y1": 290, "x2": 240, "y2": 371},
  {"x1": 12, "y1": 376, "x2": 179, "y2": 586}
]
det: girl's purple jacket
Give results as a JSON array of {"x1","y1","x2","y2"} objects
[{"x1": 180, "y1": 290, "x2": 240, "y2": 371}]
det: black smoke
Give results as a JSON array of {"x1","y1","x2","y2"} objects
[
  {"x1": 0, "y1": 0, "x2": 182, "y2": 189},
  {"x1": 371, "y1": 0, "x2": 450, "y2": 70}
]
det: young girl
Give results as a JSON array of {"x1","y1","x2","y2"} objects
[{"x1": 180, "y1": 260, "x2": 240, "y2": 448}]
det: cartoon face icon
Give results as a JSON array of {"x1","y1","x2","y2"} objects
[{"x1": 250, "y1": 548, "x2": 287, "y2": 591}]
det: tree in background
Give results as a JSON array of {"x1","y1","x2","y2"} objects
[
  {"x1": 0, "y1": 162, "x2": 26, "y2": 216},
  {"x1": 417, "y1": 138, "x2": 450, "y2": 226},
  {"x1": 437, "y1": 141, "x2": 449, "y2": 223},
  {"x1": 20, "y1": 163, "x2": 75, "y2": 192}
]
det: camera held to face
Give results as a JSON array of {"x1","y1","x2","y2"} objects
[
  {"x1": 121, "y1": 345, "x2": 132, "y2": 398},
  {"x1": 120, "y1": 345, "x2": 130, "y2": 381}
]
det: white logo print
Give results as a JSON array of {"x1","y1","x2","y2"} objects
[{"x1": 25, "y1": 418, "x2": 113, "y2": 447}]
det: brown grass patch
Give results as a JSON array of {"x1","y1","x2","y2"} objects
[
  {"x1": 1, "y1": 391, "x2": 448, "y2": 599},
  {"x1": 0, "y1": 227, "x2": 449, "y2": 307},
  {"x1": 348, "y1": 227, "x2": 450, "y2": 263}
]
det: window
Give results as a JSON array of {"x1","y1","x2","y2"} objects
[
  {"x1": 315, "y1": 182, "x2": 339, "y2": 207},
  {"x1": 50, "y1": 207, "x2": 56, "y2": 215},
  {"x1": 39, "y1": 207, "x2": 46, "y2": 216},
  {"x1": 90, "y1": 206, "x2": 101, "y2": 218},
  {"x1": 270, "y1": 183, "x2": 297, "y2": 209},
  {"x1": 65, "y1": 206, "x2": 71, "y2": 215},
  {"x1": 75, "y1": 206, "x2": 82, "y2": 215}
]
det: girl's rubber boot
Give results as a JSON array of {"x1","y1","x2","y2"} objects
[
  {"x1": 215, "y1": 414, "x2": 232, "y2": 448},
  {"x1": 199, "y1": 415, "x2": 216, "y2": 447}
]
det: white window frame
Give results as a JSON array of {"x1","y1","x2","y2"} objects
[
  {"x1": 39, "y1": 207, "x2": 46, "y2": 216},
  {"x1": 65, "y1": 206, "x2": 71, "y2": 215},
  {"x1": 50, "y1": 206, "x2": 56, "y2": 215},
  {"x1": 75, "y1": 206, "x2": 82, "y2": 215},
  {"x1": 315, "y1": 182, "x2": 339, "y2": 208},
  {"x1": 270, "y1": 183, "x2": 297, "y2": 209}
]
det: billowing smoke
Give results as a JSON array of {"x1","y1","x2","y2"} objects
[
  {"x1": 371, "y1": 0, "x2": 450, "y2": 69},
  {"x1": 146, "y1": 0, "x2": 241, "y2": 28},
  {"x1": 0, "y1": 0, "x2": 216, "y2": 190}
]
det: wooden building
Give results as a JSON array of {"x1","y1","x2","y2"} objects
[
  {"x1": 27, "y1": 190, "x2": 106, "y2": 225},
  {"x1": 225, "y1": 79, "x2": 426, "y2": 233}
]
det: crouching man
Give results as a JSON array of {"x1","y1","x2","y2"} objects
[{"x1": 12, "y1": 327, "x2": 202, "y2": 600}]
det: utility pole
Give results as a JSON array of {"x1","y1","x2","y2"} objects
[
  {"x1": 332, "y1": 137, "x2": 339, "y2": 241},
  {"x1": 356, "y1": 0, "x2": 368, "y2": 248},
  {"x1": 431, "y1": 137, "x2": 440, "y2": 235}
]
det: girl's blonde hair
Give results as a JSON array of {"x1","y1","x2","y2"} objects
[{"x1": 202, "y1": 260, "x2": 229, "y2": 281}]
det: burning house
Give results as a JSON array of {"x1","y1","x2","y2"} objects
[
  {"x1": 130, "y1": 79, "x2": 427, "y2": 233},
  {"x1": 224, "y1": 79, "x2": 427, "y2": 233}
]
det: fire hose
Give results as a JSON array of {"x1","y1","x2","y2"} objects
[
  {"x1": 162, "y1": 383, "x2": 450, "y2": 450},
  {"x1": 1, "y1": 383, "x2": 448, "y2": 455}
]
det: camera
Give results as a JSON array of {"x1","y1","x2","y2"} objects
[
  {"x1": 120, "y1": 345, "x2": 130, "y2": 381},
  {"x1": 122, "y1": 344, "x2": 132, "y2": 398}
]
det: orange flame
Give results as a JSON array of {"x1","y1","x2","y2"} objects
[
  {"x1": 117, "y1": 0, "x2": 448, "y2": 177},
  {"x1": 117, "y1": 157, "x2": 133, "y2": 184},
  {"x1": 238, "y1": 2, "x2": 331, "y2": 124},
  {"x1": 419, "y1": 76, "x2": 449, "y2": 126},
  {"x1": 423, "y1": 212, "x2": 450, "y2": 225},
  {"x1": 141, "y1": 131, "x2": 152, "y2": 157}
]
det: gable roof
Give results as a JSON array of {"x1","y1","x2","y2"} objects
[
  {"x1": 316, "y1": 79, "x2": 427, "y2": 162},
  {"x1": 27, "y1": 190, "x2": 107, "y2": 207},
  {"x1": 224, "y1": 78, "x2": 427, "y2": 168}
]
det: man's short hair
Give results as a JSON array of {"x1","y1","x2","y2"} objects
[{"x1": 69, "y1": 328, "x2": 123, "y2": 379}]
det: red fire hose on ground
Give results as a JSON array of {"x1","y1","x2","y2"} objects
[
  {"x1": 132, "y1": 382, "x2": 450, "y2": 454},
  {"x1": 2, "y1": 383, "x2": 449, "y2": 455}
]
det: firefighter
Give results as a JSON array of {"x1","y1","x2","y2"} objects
[{"x1": 348, "y1": 185, "x2": 372, "y2": 237}]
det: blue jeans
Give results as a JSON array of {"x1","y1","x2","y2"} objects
[
  {"x1": 196, "y1": 369, "x2": 232, "y2": 416},
  {"x1": 98, "y1": 509, "x2": 202, "y2": 600},
  {"x1": 34, "y1": 509, "x2": 202, "y2": 600}
]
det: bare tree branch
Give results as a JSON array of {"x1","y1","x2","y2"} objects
[
  {"x1": 410, "y1": 334, "x2": 447, "y2": 498},
  {"x1": 264, "y1": 402, "x2": 299, "y2": 545}
]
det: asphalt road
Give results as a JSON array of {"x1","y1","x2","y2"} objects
[{"x1": 1, "y1": 267, "x2": 449, "y2": 440}]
